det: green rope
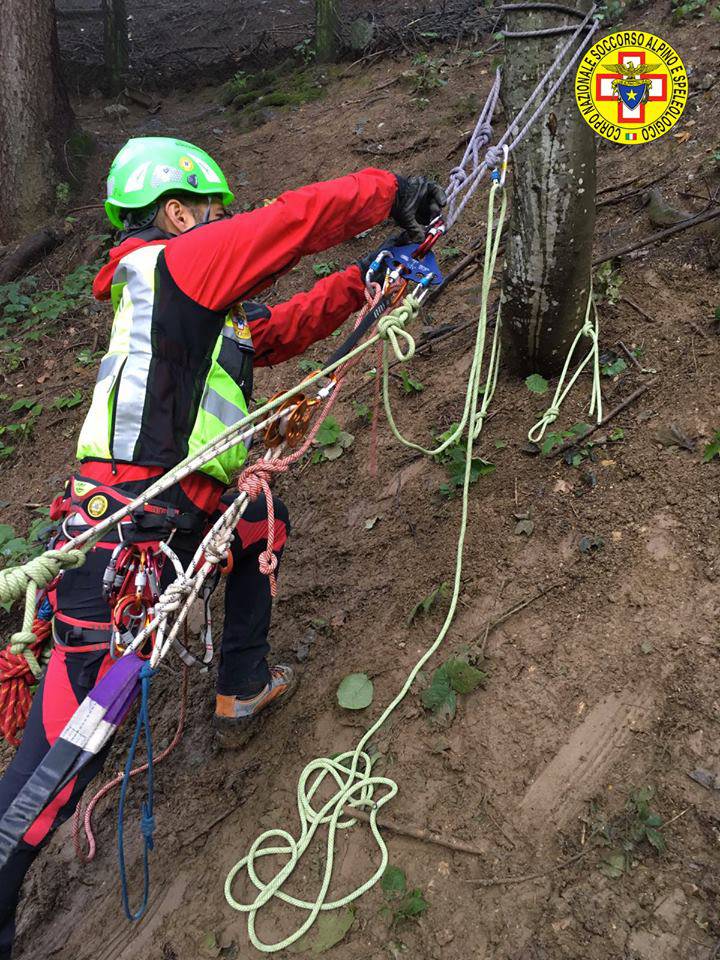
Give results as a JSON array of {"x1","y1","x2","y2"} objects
[
  {"x1": 0, "y1": 550, "x2": 86, "y2": 675},
  {"x1": 224, "y1": 181, "x2": 507, "y2": 953},
  {"x1": 527, "y1": 289, "x2": 603, "y2": 444}
]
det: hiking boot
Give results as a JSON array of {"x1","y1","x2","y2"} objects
[{"x1": 214, "y1": 664, "x2": 297, "y2": 748}]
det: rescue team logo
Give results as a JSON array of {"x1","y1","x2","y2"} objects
[
  {"x1": 575, "y1": 31, "x2": 687, "y2": 144},
  {"x1": 86, "y1": 494, "x2": 109, "y2": 519}
]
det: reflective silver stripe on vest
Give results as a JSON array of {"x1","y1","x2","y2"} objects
[
  {"x1": 111, "y1": 251, "x2": 156, "y2": 461},
  {"x1": 202, "y1": 386, "x2": 246, "y2": 427}
]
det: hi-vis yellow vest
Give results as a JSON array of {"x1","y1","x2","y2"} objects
[{"x1": 77, "y1": 244, "x2": 254, "y2": 485}]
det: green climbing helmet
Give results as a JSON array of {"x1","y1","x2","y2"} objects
[{"x1": 104, "y1": 136, "x2": 235, "y2": 229}]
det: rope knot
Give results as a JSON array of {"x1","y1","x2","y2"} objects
[
  {"x1": 377, "y1": 297, "x2": 420, "y2": 362},
  {"x1": 141, "y1": 802, "x2": 156, "y2": 849},
  {"x1": 476, "y1": 121, "x2": 494, "y2": 147},
  {"x1": 545, "y1": 405, "x2": 560, "y2": 424},
  {"x1": 485, "y1": 144, "x2": 505, "y2": 170}
]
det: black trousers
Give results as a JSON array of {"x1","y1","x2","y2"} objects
[{"x1": 0, "y1": 493, "x2": 289, "y2": 958}]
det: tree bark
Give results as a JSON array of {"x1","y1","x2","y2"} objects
[
  {"x1": 0, "y1": 0, "x2": 75, "y2": 245},
  {"x1": 500, "y1": 2, "x2": 596, "y2": 376},
  {"x1": 103, "y1": 0, "x2": 130, "y2": 95},
  {"x1": 316, "y1": 0, "x2": 341, "y2": 62}
]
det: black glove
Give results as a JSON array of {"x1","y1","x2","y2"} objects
[{"x1": 390, "y1": 175, "x2": 447, "y2": 244}]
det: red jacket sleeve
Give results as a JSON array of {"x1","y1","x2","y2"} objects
[
  {"x1": 251, "y1": 265, "x2": 366, "y2": 367},
  {"x1": 164, "y1": 169, "x2": 397, "y2": 312}
]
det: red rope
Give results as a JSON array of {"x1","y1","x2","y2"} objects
[
  {"x1": 0, "y1": 619, "x2": 52, "y2": 747},
  {"x1": 237, "y1": 285, "x2": 383, "y2": 591}
]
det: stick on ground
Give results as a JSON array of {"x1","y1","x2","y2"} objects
[
  {"x1": 593, "y1": 206, "x2": 720, "y2": 265},
  {"x1": 552, "y1": 381, "x2": 655, "y2": 458}
]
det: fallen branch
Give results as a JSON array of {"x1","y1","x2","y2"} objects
[
  {"x1": 620, "y1": 295, "x2": 655, "y2": 323},
  {"x1": 463, "y1": 847, "x2": 589, "y2": 887},
  {"x1": 617, "y1": 340, "x2": 642, "y2": 370},
  {"x1": 0, "y1": 222, "x2": 71, "y2": 284},
  {"x1": 552, "y1": 381, "x2": 655, "y2": 458},
  {"x1": 595, "y1": 169, "x2": 672, "y2": 208},
  {"x1": 476, "y1": 581, "x2": 562, "y2": 656},
  {"x1": 593, "y1": 206, "x2": 720, "y2": 265},
  {"x1": 352, "y1": 808, "x2": 487, "y2": 857}
]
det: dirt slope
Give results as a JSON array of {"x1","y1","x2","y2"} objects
[{"x1": 2, "y1": 7, "x2": 720, "y2": 960}]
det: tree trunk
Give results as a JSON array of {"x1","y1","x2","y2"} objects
[
  {"x1": 315, "y1": 0, "x2": 341, "y2": 62},
  {"x1": 500, "y1": 2, "x2": 596, "y2": 376},
  {"x1": 0, "y1": 0, "x2": 75, "y2": 244},
  {"x1": 103, "y1": 0, "x2": 129, "y2": 95}
]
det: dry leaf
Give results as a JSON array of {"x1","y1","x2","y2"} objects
[
  {"x1": 553, "y1": 478, "x2": 572, "y2": 494},
  {"x1": 674, "y1": 131, "x2": 690, "y2": 144}
]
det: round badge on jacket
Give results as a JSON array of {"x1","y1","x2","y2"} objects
[
  {"x1": 575, "y1": 31, "x2": 687, "y2": 144},
  {"x1": 87, "y1": 494, "x2": 109, "y2": 519}
]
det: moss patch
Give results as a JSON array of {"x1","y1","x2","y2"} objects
[{"x1": 220, "y1": 61, "x2": 326, "y2": 130}]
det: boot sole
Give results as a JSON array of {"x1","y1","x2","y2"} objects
[{"x1": 213, "y1": 672, "x2": 299, "y2": 750}]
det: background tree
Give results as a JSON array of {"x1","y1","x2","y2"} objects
[
  {"x1": 501, "y1": 1, "x2": 596, "y2": 374},
  {"x1": 103, "y1": 0, "x2": 129, "y2": 95},
  {"x1": 0, "y1": 0, "x2": 75, "y2": 244},
  {"x1": 315, "y1": 0, "x2": 341, "y2": 62}
]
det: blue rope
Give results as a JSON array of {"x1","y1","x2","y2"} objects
[{"x1": 117, "y1": 662, "x2": 157, "y2": 922}]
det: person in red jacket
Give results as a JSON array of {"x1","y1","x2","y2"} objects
[{"x1": 0, "y1": 137, "x2": 445, "y2": 957}]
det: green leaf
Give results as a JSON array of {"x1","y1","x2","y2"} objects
[
  {"x1": 494, "y1": 438, "x2": 508, "y2": 450},
  {"x1": 311, "y1": 908, "x2": 355, "y2": 954},
  {"x1": 568, "y1": 422, "x2": 592, "y2": 438},
  {"x1": 312, "y1": 260, "x2": 339, "y2": 279},
  {"x1": 540, "y1": 432, "x2": 565, "y2": 456},
  {"x1": 444, "y1": 659, "x2": 486, "y2": 694},
  {"x1": 408, "y1": 582, "x2": 448, "y2": 625},
  {"x1": 399, "y1": 369, "x2": 424, "y2": 394},
  {"x1": 599, "y1": 851, "x2": 626, "y2": 879},
  {"x1": 421, "y1": 665, "x2": 456, "y2": 718},
  {"x1": 353, "y1": 401, "x2": 370, "y2": 421},
  {"x1": 314, "y1": 416, "x2": 341, "y2": 447},
  {"x1": 645, "y1": 827, "x2": 666, "y2": 853},
  {"x1": 321, "y1": 443, "x2": 345, "y2": 461},
  {"x1": 601, "y1": 358, "x2": 627, "y2": 377},
  {"x1": 525, "y1": 374, "x2": 549, "y2": 395},
  {"x1": 0, "y1": 523, "x2": 16, "y2": 547},
  {"x1": 703, "y1": 431, "x2": 720, "y2": 463},
  {"x1": 298, "y1": 358, "x2": 317, "y2": 374},
  {"x1": 396, "y1": 888, "x2": 429, "y2": 920},
  {"x1": 381, "y1": 865, "x2": 407, "y2": 896},
  {"x1": 337, "y1": 672, "x2": 374, "y2": 710},
  {"x1": 609, "y1": 427, "x2": 625, "y2": 442},
  {"x1": 9, "y1": 397, "x2": 39, "y2": 413}
]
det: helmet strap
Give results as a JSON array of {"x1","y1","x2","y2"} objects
[{"x1": 120, "y1": 202, "x2": 160, "y2": 240}]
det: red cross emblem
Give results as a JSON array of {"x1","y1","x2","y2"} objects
[{"x1": 595, "y1": 51, "x2": 668, "y2": 124}]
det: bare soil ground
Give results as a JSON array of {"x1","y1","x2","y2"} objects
[{"x1": 2, "y1": 5, "x2": 720, "y2": 959}]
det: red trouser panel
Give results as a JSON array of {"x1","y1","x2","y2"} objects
[{"x1": 22, "y1": 647, "x2": 114, "y2": 847}]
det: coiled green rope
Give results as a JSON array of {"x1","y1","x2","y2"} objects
[
  {"x1": 0, "y1": 550, "x2": 86, "y2": 673},
  {"x1": 224, "y1": 181, "x2": 507, "y2": 953}
]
